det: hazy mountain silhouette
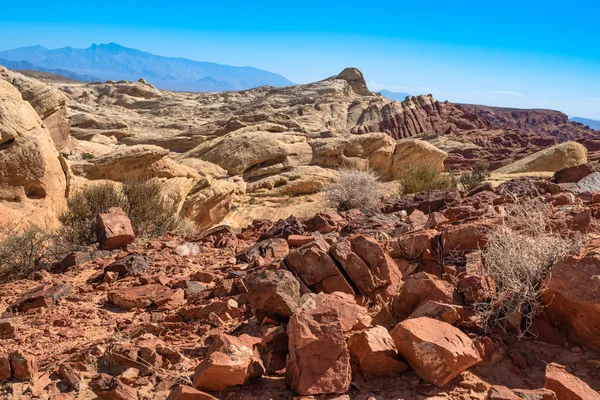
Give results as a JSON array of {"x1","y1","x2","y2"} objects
[
  {"x1": 0, "y1": 58, "x2": 100, "y2": 82},
  {"x1": 378, "y1": 89, "x2": 411, "y2": 101},
  {"x1": 0, "y1": 43, "x2": 294, "y2": 91},
  {"x1": 571, "y1": 116, "x2": 600, "y2": 130}
]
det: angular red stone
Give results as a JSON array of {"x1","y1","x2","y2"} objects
[{"x1": 97, "y1": 207, "x2": 135, "y2": 250}]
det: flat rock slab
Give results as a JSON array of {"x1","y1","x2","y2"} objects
[
  {"x1": 109, "y1": 284, "x2": 184, "y2": 310},
  {"x1": 11, "y1": 284, "x2": 72, "y2": 312}
]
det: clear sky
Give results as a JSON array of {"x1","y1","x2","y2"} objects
[{"x1": 1, "y1": 0, "x2": 599, "y2": 119}]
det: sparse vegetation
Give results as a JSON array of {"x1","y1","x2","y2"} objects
[
  {"x1": 398, "y1": 163, "x2": 457, "y2": 194},
  {"x1": 322, "y1": 168, "x2": 385, "y2": 211},
  {"x1": 60, "y1": 179, "x2": 192, "y2": 246},
  {"x1": 474, "y1": 197, "x2": 585, "y2": 335},
  {"x1": 0, "y1": 226, "x2": 51, "y2": 282},
  {"x1": 82, "y1": 152, "x2": 95, "y2": 160},
  {"x1": 459, "y1": 161, "x2": 491, "y2": 191}
]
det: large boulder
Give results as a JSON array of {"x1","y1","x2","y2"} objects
[
  {"x1": 0, "y1": 79, "x2": 67, "y2": 230},
  {"x1": 495, "y1": 142, "x2": 587, "y2": 174},
  {"x1": 391, "y1": 139, "x2": 447, "y2": 177},
  {"x1": 542, "y1": 239, "x2": 600, "y2": 349},
  {"x1": 244, "y1": 269, "x2": 301, "y2": 322},
  {"x1": 286, "y1": 300, "x2": 352, "y2": 395},
  {"x1": 284, "y1": 239, "x2": 355, "y2": 295},
  {"x1": 390, "y1": 317, "x2": 481, "y2": 387}
]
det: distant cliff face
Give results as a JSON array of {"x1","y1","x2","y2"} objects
[{"x1": 459, "y1": 104, "x2": 599, "y2": 142}]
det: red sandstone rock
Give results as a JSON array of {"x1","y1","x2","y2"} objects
[
  {"x1": 287, "y1": 234, "x2": 316, "y2": 247},
  {"x1": 104, "y1": 253, "x2": 150, "y2": 278},
  {"x1": 244, "y1": 269, "x2": 300, "y2": 322},
  {"x1": 194, "y1": 346, "x2": 254, "y2": 391},
  {"x1": 554, "y1": 163, "x2": 598, "y2": 183},
  {"x1": 89, "y1": 373, "x2": 138, "y2": 400},
  {"x1": 285, "y1": 239, "x2": 354, "y2": 295},
  {"x1": 304, "y1": 209, "x2": 346, "y2": 233},
  {"x1": 408, "y1": 300, "x2": 462, "y2": 325},
  {"x1": 11, "y1": 284, "x2": 72, "y2": 312},
  {"x1": 391, "y1": 229, "x2": 438, "y2": 260},
  {"x1": 347, "y1": 326, "x2": 408, "y2": 379},
  {"x1": 299, "y1": 292, "x2": 371, "y2": 332},
  {"x1": 544, "y1": 362, "x2": 600, "y2": 400},
  {"x1": 97, "y1": 207, "x2": 135, "y2": 250},
  {"x1": 330, "y1": 235, "x2": 400, "y2": 297},
  {"x1": 0, "y1": 353, "x2": 10, "y2": 381},
  {"x1": 260, "y1": 325, "x2": 288, "y2": 373},
  {"x1": 9, "y1": 351, "x2": 38, "y2": 381},
  {"x1": 109, "y1": 284, "x2": 184, "y2": 310},
  {"x1": 180, "y1": 298, "x2": 241, "y2": 322},
  {"x1": 168, "y1": 385, "x2": 218, "y2": 400},
  {"x1": 0, "y1": 318, "x2": 17, "y2": 339},
  {"x1": 441, "y1": 218, "x2": 503, "y2": 254},
  {"x1": 390, "y1": 317, "x2": 481, "y2": 387},
  {"x1": 393, "y1": 272, "x2": 461, "y2": 320},
  {"x1": 286, "y1": 303, "x2": 351, "y2": 395},
  {"x1": 542, "y1": 239, "x2": 600, "y2": 349}
]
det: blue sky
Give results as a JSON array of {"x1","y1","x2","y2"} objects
[{"x1": 1, "y1": 0, "x2": 599, "y2": 119}]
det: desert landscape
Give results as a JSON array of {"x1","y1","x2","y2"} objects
[{"x1": 1, "y1": 57, "x2": 600, "y2": 400}]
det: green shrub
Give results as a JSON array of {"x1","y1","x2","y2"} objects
[
  {"x1": 82, "y1": 152, "x2": 95, "y2": 160},
  {"x1": 322, "y1": 168, "x2": 385, "y2": 211},
  {"x1": 398, "y1": 163, "x2": 457, "y2": 194},
  {"x1": 60, "y1": 179, "x2": 191, "y2": 246},
  {"x1": 459, "y1": 161, "x2": 491, "y2": 191},
  {"x1": 59, "y1": 182, "x2": 128, "y2": 245}
]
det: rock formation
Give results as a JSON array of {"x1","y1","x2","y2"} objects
[{"x1": 0, "y1": 79, "x2": 67, "y2": 230}]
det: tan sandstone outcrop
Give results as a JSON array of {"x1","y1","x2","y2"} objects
[
  {"x1": 494, "y1": 142, "x2": 587, "y2": 174},
  {"x1": 0, "y1": 79, "x2": 67, "y2": 230}
]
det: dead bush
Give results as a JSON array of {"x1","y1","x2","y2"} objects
[
  {"x1": 475, "y1": 197, "x2": 585, "y2": 335},
  {"x1": 398, "y1": 163, "x2": 457, "y2": 194},
  {"x1": 60, "y1": 179, "x2": 192, "y2": 246},
  {"x1": 0, "y1": 226, "x2": 51, "y2": 282},
  {"x1": 459, "y1": 161, "x2": 491, "y2": 191},
  {"x1": 322, "y1": 168, "x2": 385, "y2": 211}
]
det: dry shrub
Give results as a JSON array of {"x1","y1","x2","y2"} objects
[
  {"x1": 459, "y1": 161, "x2": 491, "y2": 191},
  {"x1": 60, "y1": 182, "x2": 129, "y2": 245},
  {"x1": 398, "y1": 163, "x2": 457, "y2": 194},
  {"x1": 322, "y1": 168, "x2": 384, "y2": 211},
  {"x1": 475, "y1": 197, "x2": 585, "y2": 334},
  {"x1": 0, "y1": 226, "x2": 51, "y2": 282},
  {"x1": 60, "y1": 179, "x2": 192, "y2": 246}
]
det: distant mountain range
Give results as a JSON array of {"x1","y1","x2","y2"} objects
[
  {"x1": 571, "y1": 116, "x2": 600, "y2": 130},
  {"x1": 0, "y1": 58, "x2": 101, "y2": 82},
  {"x1": 378, "y1": 89, "x2": 411, "y2": 101},
  {"x1": 0, "y1": 43, "x2": 294, "y2": 92}
]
